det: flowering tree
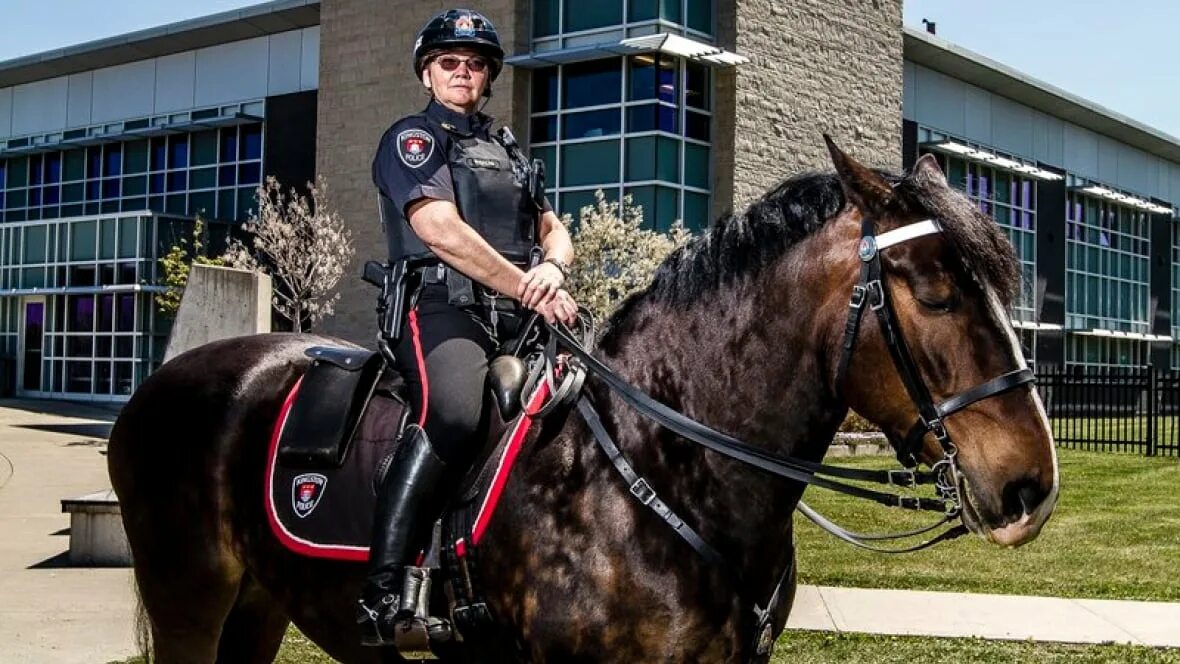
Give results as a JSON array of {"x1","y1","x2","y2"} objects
[
  {"x1": 562, "y1": 190, "x2": 692, "y2": 322},
  {"x1": 223, "y1": 175, "x2": 354, "y2": 332}
]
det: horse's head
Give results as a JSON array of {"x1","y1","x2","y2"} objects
[{"x1": 822, "y1": 137, "x2": 1058, "y2": 548}]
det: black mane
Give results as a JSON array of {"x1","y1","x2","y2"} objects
[
  {"x1": 600, "y1": 172, "x2": 846, "y2": 340},
  {"x1": 599, "y1": 167, "x2": 1021, "y2": 344}
]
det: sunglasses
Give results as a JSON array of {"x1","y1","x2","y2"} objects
[{"x1": 434, "y1": 55, "x2": 490, "y2": 73}]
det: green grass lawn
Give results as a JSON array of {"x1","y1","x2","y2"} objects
[
  {"x1": 773, "y1": 631, "x2": 1180, "y2": 663},
  {"x1": 796, "y1": 447, "x2": 1180, "y2": 600}
]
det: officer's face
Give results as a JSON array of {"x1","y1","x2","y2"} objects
[{"x1": 426, "y1": 48, "x2": 489, "y2": 113}]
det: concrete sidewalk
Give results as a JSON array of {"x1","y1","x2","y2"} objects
[
  {"x1": 787, "y1": 585, "x2": 1180, "y2": 647},
  {"x1": 0, "y1": 399, "x2": 138, "y2": 664}
]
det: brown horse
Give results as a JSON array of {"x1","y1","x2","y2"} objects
[{"x1": 107, "y1": 140, "x2": 1058, "y2": 663}]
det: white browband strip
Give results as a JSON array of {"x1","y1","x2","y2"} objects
[{"x1": 876, "y1": 219, "x2": 941, "y2": 250}]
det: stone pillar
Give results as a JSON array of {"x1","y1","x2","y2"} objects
[
  {"x1": 716, "y1": 0, "x2": 904, "y2": 212},
  {"x1": 315, "y1": 0, "x2": 524, "y2": 344},
  {"x1": 162, "y1": 264, "x2": 272, "y2": 363}
]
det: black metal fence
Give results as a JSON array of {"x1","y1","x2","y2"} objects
[{"x1": 1035, "y1": 366, "x2": 1180, "y2": 457}]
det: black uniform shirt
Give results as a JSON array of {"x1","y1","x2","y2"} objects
[{"x1": 372, "y1": 100, "x2": 495, "y2": 219}]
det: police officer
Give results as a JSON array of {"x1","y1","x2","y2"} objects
[{"x1": 357, "y1": 8, "x2": 579, "y2": 645}]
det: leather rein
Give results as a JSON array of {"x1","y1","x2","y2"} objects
[{"x1": 527, "y1": 215, "x2": 1035, "y2": 656}]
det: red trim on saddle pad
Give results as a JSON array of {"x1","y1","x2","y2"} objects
[
  {"x1": 470, "y1": 381, "x2": 552, "y2": 545},
  {"x1": 264, "y1": 376, "x2": 371, "y2": 562}
]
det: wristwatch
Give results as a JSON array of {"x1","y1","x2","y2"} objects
[{"x1": 544, "y1": 257, "x2": 571, "y2": 280}]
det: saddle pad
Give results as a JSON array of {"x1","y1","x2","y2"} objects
[{"x1": 265, "y1": 375, "x2": 551, "y2": 561}]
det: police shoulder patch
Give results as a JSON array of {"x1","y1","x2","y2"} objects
[{"x1": 396, "y1": 128, "x2": 435, "y2": 169}]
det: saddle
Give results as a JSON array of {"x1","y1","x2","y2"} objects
[
  {"x1": 265, "y1": 345, "x2": 537, "y2": 558},
  {"x1": 264, "y1": 341, "x2": 581, "y2": 645}
]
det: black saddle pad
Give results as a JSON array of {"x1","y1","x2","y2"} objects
[{"x1": 264, "y1": 373, "x2": 552, "y2": 561}]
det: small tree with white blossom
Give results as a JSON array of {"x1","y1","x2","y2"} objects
[
  {"x1": 223, "y1": 175, "x2": 354, "y2": 332},
  {"x1": 562, "y1": 189, "x2": 692, "y2": 322}
]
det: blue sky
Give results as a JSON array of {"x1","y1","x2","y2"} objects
[{"x1": 1, "y1": 1, "x2": 1175, "y2": 137}]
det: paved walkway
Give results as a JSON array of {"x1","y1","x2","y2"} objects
[
  {"x1": 0, "y1": 399, "x2": 137, "y2": 664},
  {"x1": 787, "y1": 585, "x2": 1180, "y2": 647},
  {"x1": 0, "y1": 398, "x2": 1177, "y2": 663}
]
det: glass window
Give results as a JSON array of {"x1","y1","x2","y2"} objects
[
  {"x1": 68, "y1": 295, "x2": 95, "y2": 332},
  {"x1": 626, "y1": 104, "x2": 678, "y2": 133},
  {"x1": 534, "y1": 0, "x2": 559, "y2": 36},
  {"x1": 237, "y1": 163, "x2": 261, "y2": 186},
  {"x1": 123, "y1": 175, "x2": 147, "y2": 197},
  {"x1": 189, "y1": 191, "x2": 215, "y2": 218},
  {"x1": 531, "y1": 115, "x2": 558, "y2": 143},
  {"x1": 533, "y1": 68, "x2": 560, "y2": 113},
  {"x1": 104, "y1": 145, "x2": 122, "y2": 177},
  {"x1": 625, "y1": 135, "x2": 679, "y2": 183},
  {"x1": 561, "y1": 140, "x2": 619, "y2": 186},
  {"x1": 560, "y1": 188, "x2": 615, "y2": 221},
  {"x1": 100, "y1": 219, "x2": 117, "y2": 260},
  {"x1": 70, "y1": 220, "x2": 97, "y2": 261},
  {"x1": 192, "y1": 130, "x2": 218, "y2": 166},
  {"x1": 7, "y1": 157, "x2": 28, "y2": 188},
  {"x1": 686, "y1": 0, "x2": 712, "y2": 33},
  {"x1": 23, "y1": 226, "x2": 47, "y2": 264},
  {"x1": 220, "y1": 128, "x2": 238, "y2": 163},
  {"x1": 190, "y1": 168, "x2": 216, "y2": 190},
  {"x1": 116, "y1": 294, "x2": 135, "y2": 332},
  {"x1": 169, "y1": 137, "x2": 189, "y2": 169},
  {"x1": 63, "y1": 150, "x2": 85, "y2": 181},
  {"x1": 563, "y1": 59, "x2": 621, "y2": 109},
  {"x1": 629, "y1": 0, "x2": 657, "y2": 21},
  {"x1": 150, "y1": 137, "x2": 167, "y2": 171},
  {"x1": 684, "y1": 191, "x2": 710, "y2": 232},
  {"x1": 29, "y1": 154, "x2": 43, "y2": 185},
  {"x1": 625, "y1": 184, "x2": 678, "y2": 230},
  {"x1": 660, "y1": 0, "x2": 682, "y2": 22},
  {"x1": 240, "y1": 124, "x2": 262, "y2": 160},
  {"x1": 685, "y1": 143, "x2": 709, "y2": 189},
  {"x1": 118, "y1": 219, "x2": 137, "y2": 259},
  {"x1": 45, "y1": 154, "x2": 62, "y2": 184},
  {"x1": 124, "y1": 140, "x2": 148, "y2": 174},
  {"x1": 685, "y1": 62, "x2": 710, "y2": 110},
  {"x1": 685, "y1": 111, "x2": 710, "y2": 141},
  {"x1": 66, "y1": 361, "x2": 92, "y2": 393},
  {"x1": 563, "y1": 0, "x2": 622, "y2": 32},
  {"x1": 563, "y1": 109, "x2": 621, "y2": 139},
  {"x1": 628, "y1": 55, "x2": 677, "y2": 102}
]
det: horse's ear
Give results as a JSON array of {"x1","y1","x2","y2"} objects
[
  {"x1": 824, "y1": 134, "x2": 895, "y2": 214},
  {"x1": 911, "y1": 153, "x2": 948, "y2": 189}
]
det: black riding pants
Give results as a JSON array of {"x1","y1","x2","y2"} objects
[{"x1": 393, "y1": 284, "x2": 501, "y2": 467}]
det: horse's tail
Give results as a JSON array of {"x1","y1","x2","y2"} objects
[{"x1": 131, "y1": 575, "x2": 154, "y2": 663}]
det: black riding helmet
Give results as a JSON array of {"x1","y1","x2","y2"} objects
[{"x1": 413, "y1": 9, "x2": 505, "y2": 82}]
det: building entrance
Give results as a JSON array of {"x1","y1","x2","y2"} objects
[{"x1": 20, "y1": 298, "x2": 45, "y2": 393}]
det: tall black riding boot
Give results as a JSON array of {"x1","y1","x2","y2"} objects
[{"x1": 357, "y1": 424, "x2": 449, "y2": 646}]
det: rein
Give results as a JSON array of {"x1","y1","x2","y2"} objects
[{"x1": 525, "y1": 214, "x2": 1036, "y2": 656}]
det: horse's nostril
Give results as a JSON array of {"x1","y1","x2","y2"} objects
[
  {"x1": 1018, "y1": 484, "x2": 1044, "y2": 514},
  {"x1": 1001, "y1": 478, "x2": 1046, "y2": 517}
]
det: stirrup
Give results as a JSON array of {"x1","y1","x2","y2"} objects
[{"x1": 400, "y1": 566, "x2": 432, "y2": 620}]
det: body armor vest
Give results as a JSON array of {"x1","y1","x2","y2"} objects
[{"x1": 383, "y1": 119, "x2": 536, "y2": 267}]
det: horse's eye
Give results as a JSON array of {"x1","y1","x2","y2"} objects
[{"x1": 917, "y1": 294, "x2": 958, "y2": 313}]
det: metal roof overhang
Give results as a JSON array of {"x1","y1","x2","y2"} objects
[
  {"x1": 506, "y1": 33, "x2": 748, "y2": 69},
  {"x1": 903, "y1": 26, "x2": 1180, "y2": 164},
  {"x1": 0, "y1": 112, "x2": 262, "y2": 158},
  {"x1": 0, "y1": 0, "x2": 320, "y2": 88}
]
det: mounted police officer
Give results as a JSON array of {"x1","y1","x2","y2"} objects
[{"x1": 358, "y1": 8, "x2": 579, "y2": 646}]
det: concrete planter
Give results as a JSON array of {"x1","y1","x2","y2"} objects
[{"x1": 60, "y1": 489, "x2": 130, "y2": 566}]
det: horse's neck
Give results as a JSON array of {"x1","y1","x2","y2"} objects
[{"x1": 595, "y1": 248, "x2": 844, "y2": 597}]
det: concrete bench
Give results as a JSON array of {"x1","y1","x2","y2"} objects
[{"x1": 60, "y1": 489, "x2": 131, "y2": 566}]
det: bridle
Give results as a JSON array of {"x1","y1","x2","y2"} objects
[
  {"x1": 530, "y1": 213, "x2": 1035, "y2": 657},
  {"x1": 835, "y1": 215, "x2": 1034, "y2": 477}
]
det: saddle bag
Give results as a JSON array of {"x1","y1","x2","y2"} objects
[{"x1": 278, "y1": 346, "x2": 386, "y2": 468}]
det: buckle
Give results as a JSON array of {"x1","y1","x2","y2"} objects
[
  {"x1": 896, "y1": 496, "x2": 921, "y2": 510},
  {"x1": 926, "y1": 418, "x2": 949, "y2": 443},
  {"x1": 887, "y1": 469, "x2": 917, "y2": 488},
  {"x1": 866, "y1": 280, "x2": 886, "y2": 311},
  {"x1": 629, "y1": 478, "x2": 657, "y2": 506},
  {"x1": 850, "y1": 285, "x2": 867, "y2": 309}
]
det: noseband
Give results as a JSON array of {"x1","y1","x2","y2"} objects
[{"x1": 834, "y1": 215, "x2": 1035, "y2": 473}]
